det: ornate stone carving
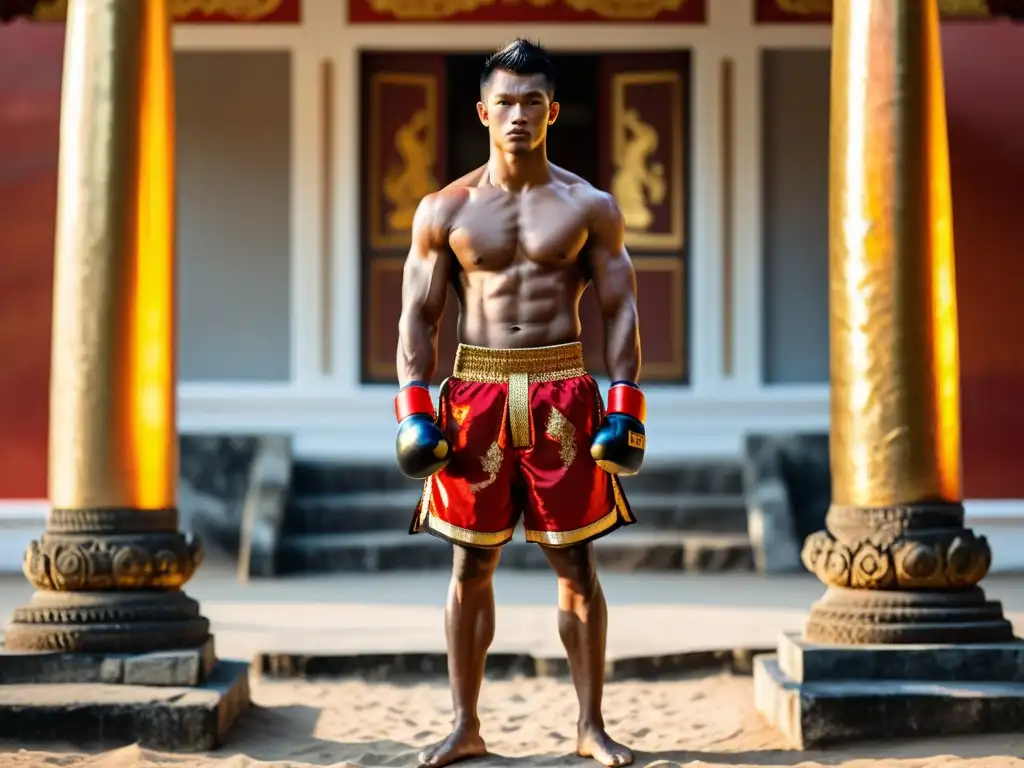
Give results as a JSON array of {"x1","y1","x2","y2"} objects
[
  {"x1": 4, "y1": 590, "x2": 210, "y2": 653},
  {"x1": 23, "y1": 531, "x2": 203, "y2": 592},
  {"x1": 4, "y1": 507, "x2": 209, "y2": 652},
  {"x1": 47, "y1": 507, "x2": 179, "y2": 534},
  {"x1": 801, "y1": 502, "x2": 992, "y2": 590},
  {"x1": 803, "y1": 586, "x2": 1014, "y2": 645},
  {"x1": 800, "y1": 502, "x2": 1011, "y2": 645}
]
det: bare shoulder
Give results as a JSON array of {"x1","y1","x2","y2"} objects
[
  {"x1": 572, "y1": 186, "x2": 623, "y2": 227},
  {"x1": 414, "y1": 186, "x2": 470, "y2": 242}
]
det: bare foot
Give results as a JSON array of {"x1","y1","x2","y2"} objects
[
  {"x1": 417, "y1": 722, "x2": 488, "y2": 768},
  {"x1": 577, "y1": 721, "x2": 634, "y2": 767}
]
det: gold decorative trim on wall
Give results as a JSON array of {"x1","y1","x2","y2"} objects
[
  {"x1": 352, "y1": 0, "x2": 702, "y2": 22},
  {"x1": 773, "y1": 0, "x2": 990, "y2": 15},
  {"x1": 320, "y1": 58, "x2": 335, "y2": 377},
  {"x1": 32, "y1": 0, "x2": 297, "y2": 21},
  {"x1": 611, "y1": 70, "x2": 685, "y2": 251},
  {"x1": 368, "y1": 73, "x2": 439, "y2": 251},
  {"x1": 720, "y1": 57, "x2": 735, "y2": 379},
  {"x1": 634, "y1": 256, "x2": 686, "y2": 379}
]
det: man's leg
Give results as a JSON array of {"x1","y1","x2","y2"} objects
[
  {"x1": 542, "y1": 543, "x2": 633, "y2": 767},
  {"x1": 418, "y1": 544, "x2": 502, "y2": 768}
]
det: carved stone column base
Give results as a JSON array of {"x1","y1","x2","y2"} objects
[
  {"x1": 4, "y1": 508, "x2": 211, "y2": 654},
  {"x1": 804, "y1": 585, "x2": 1014, "y2": 645},
  {"x1": 798, "y1": 501, "x2": 1013, "y2": 644},
  {"x1": 4, "y1": 589, "x2": 210, "y2": 654}
]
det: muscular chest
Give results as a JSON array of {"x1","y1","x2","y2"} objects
[{"x1": 449, "y1": 190, "x2": 589, "y2": 270}]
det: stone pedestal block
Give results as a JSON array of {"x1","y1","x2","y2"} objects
[
  {"x1": 0, "y1": 636, "x2": 216, "y2": 686},
  {"x1": 755, "y1": 632, "x2": 1024, "y2": 748},
  {"x1": 0, "y1": 660, "x2": 250, "y2": 751}
]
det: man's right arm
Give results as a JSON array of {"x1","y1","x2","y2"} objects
[{"x1": 396, "y1": 193, "x2": 452, "y2": 386}]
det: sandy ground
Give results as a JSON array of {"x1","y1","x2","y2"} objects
[
  {"x1": 3, "y1": 567, "x2": 1024, "y2": 767},
  {"x1": 2, "y1": 672, "x2": 1024, "y2": 768}
]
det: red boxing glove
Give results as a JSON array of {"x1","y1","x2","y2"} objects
[
  {"x1": 394, "y1": 383, "x2": 435, "y2": 423},
  {"x1": 606, "y1": 382, "x2": 646, "y2": 424}
]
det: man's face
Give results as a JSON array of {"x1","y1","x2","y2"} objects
[{"x1": 477, "y1": 69, "x2": 559, "y2": 155}]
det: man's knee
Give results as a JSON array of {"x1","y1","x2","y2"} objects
[
  {"x1": 452, "y1": 544, "x2": 501, "y2": 586},
  {"x1": 547, "y1": 543, "x2": 599, "y2": 597}
]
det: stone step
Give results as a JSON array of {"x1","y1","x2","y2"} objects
[
  {"x1": 290, "y1": 460, "x2": 747, "y2": 497},
  {"x1": 275, "y1": 529, "x2": 755, "y2": 574},
  {"x1": 282, "y1": 490, "x2": 749, "y2": 536}
]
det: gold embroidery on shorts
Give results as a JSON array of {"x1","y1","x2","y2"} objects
[
  {"x1": 545, "y1": 407, "x2": 577, "y2": 470},
  {"x1": 469, "y1": 441, "x2": 503, "y2": 493},
  {"x1": 508, "y1": 372, "x2": 532, "y2": 448},
  {"x1": 451, "y1": 403, "x2": 471, "y2": 426},
  {"x1": 627, "y1": 430, "x2": 646, "y2": 450}
]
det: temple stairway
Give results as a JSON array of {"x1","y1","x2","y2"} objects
[{"x1": 275, "y1": 460, "x2": 756, "y2": 574}]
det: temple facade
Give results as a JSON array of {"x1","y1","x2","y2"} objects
[{"x1": 1, "y1": 0, "x2": 1022, "y2": 528}]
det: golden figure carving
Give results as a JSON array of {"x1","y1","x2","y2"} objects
[
  {"x1": 612, "y1": 108, "x2": 666, "y2": 232},
  {"x1": 545, "y1": 407, "x2": 577, "y2": 470},
  {"x1": 384, "y1": 108, "x2": 438, "y2": 234},
  {"x1": 610, "y1": 72, "x2": 684, "y2": 250},
  {"x1": 33, "y1": 0, "x2": 288, "y2": 21},
  {"x1": 366, "y1": 0, "x2": 685, "y2": 19},
  {"x1": 774, "y1": 0, "x2": 990, "y2": 15},
  {"x1": 561, "y1": 0, "x2": 685, "y2": 18}
]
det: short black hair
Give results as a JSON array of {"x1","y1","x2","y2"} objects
[{"x1": 480, "y1": 38, "x2": 556, "y2": 97}]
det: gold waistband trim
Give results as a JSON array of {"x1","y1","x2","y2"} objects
[{"x1": 452, "y1": 343, "x2": 588, "y2": 384}]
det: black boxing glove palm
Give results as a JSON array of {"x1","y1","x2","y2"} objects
[
  {"x1": 394, "y1": 382, "x2": 450, "y2": 480},
  {"x1": 591, "y1": 381, "x2": 646, "y2": 476}
]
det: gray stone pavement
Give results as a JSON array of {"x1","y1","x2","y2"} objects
[{"x1": 4, "y1": 560, "x2": 1024, "y2": 663}]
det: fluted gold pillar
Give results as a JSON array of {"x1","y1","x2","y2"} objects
[
  {"x1": 799, "y1": 0, "x2": 1013, "y2": 645},
  {"x1": 4, "y1": 0, "x2": 207, "y2": 654}
]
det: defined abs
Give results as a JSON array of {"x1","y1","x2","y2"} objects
[{"x1": 460, "y1": 270, "x2": 581, "y2": 349}]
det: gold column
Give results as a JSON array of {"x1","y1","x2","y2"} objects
[
  {"x1": 799, "y1": 0, "x2": 1013, "y2": 645},
  {"x1": 4, "y1": 0, "x2": 207, "y2": 654}
]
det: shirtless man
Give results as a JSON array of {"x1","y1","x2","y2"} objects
[{"x1": 393, "y1": 39, "x2": 646, "y2": 768}]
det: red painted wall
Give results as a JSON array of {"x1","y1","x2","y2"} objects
[
  {"x1": 0, "y1": 21, "x2": 62, "y2": 499},
  {"x1": 0, "y1": 21, "x2": 1020, "y2": 500},
  {"x1": 943, "y1": 23, "x2": 1024, "y2": 499}
]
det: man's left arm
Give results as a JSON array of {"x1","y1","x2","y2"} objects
[
  {"x1": 588, "y1": 192, "x2": 641, "y2": 383},
  {"x1": 587, "y1": 191, "x2": 646, "y2": 475}
]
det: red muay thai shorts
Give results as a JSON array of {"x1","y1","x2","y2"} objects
[{"x1": 410, "y1": 342, "x2": 635, "y2": 548}]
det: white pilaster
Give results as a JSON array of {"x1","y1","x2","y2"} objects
[
  {"x1": 685, "y1": 40, "x2": 722, "y2": 395},
  {"x1": 331, "y1": 23, "x2": 364, "y2": 392},
  {"x1": 289, "y1": 43, "x2": 326, "y2": 386}
]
